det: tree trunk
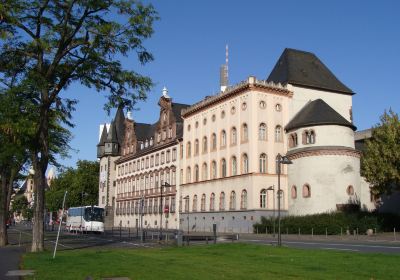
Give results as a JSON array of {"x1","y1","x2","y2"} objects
[
  {"x1": 31, "y1": 159, "x2": 46, "y2": 252},
  {"x1": 0, "y1": 171, "x2": 8, "y2": 247}
]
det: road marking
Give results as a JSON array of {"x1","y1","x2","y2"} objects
[
  {"x1": 321, "y1": 247, "x2": 359, "y2": 252},
  {"x1": 6, "y1": 270, "x2": 35, "y2": 276}
]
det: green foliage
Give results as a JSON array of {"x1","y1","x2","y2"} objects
[
  {"x1": 254, "y1": 211, "x2": 400, "y2": 234},
  {"x1": 46, "y1": 160, "x2": 99, "y2": 210},
  {"x1": 361, "y1": 109, "x2": 400, "y2": 195},
  {"x1": 11, "y1": 194, "x2": 32, "y2": 220}
]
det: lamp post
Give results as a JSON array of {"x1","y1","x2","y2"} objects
[
  {"x1": 183, "y1": 195, "x2": 189, "y2": 245},
  {"x1": 160, "y1": 182, "x2": 170, "y2": 241},
  {"x1": 266, "y1": 185, "x2": 275, "y2": 237},
  {"x1": 276, "y1": 153, "x2": 293, "y2": 246}
]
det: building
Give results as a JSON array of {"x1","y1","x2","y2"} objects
[{"x1": 97, "y1": 48, "x2": 375, "y2": 232}]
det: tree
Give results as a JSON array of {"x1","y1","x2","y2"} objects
[
  {"x1": 361, "y1": 109, "x2": 400, "y2": 196},
  {"x1": 0, "y1": 0, "x2": 158, "y2": 252},
  {"x1": 11, "y1": 195, "x2": 29, "y2": 216},
  {"x1": 46, "y1": 160, "x2": 99, "y2": 211}
]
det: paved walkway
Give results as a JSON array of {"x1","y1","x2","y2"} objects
[{"x1": 0, "y1": 246, "x2": 25, "y2": 279}]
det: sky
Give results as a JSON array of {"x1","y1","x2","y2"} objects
[{"x1": 56, "y1": 0, "x2": 400, "y2": 171}]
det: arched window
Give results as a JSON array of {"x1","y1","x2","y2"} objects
[
  {"x1": 211, "y1": 133, "x2": 217, "y2": 150},
  {"x1": 210, "y1": 193, "x2": 215, "y2": 211},
  {"x1": 202, "y1": 163, "x2": 208, "y2": 180},
  {"x1": 211, "y1": 161, "x2": 217, "y2": 179},
  {"x1": 309, "y1": 130, "x2": 315, "y2": 144},
  {"x1": 194, "y1": 165, "x2": 199, "y2": 182},
  {"x1": 229, "y1": 191, "x2": 236, "y2": 210},
  {"x1": 179, "y1": 196, "x2": 183, "y2": 213},
  {"x1": 241, "y1": 190, "x2": 247, "y2": 209},
  {"x1": 219, "y1": 192, "x2": 225, "y2": 210},
  {"x1": 201, "y1": 194, "x2": 206, "y2": 211},
  {"x1": 186, "y1": 167, "x2": 191, "y2": 183},
  {"x1": 259, "y1": 153, "x2": 267, "y2": 173},
  {"x1": 242, "y1": 123, "x2": 248, "y2": 142},
  {"x1": 242, "y1": 154, "x2": 249, "y2": 174},
  {"x1": 186, "y1": 141, "x2": 191, "y2": 157},
  {"x1": 275, "y1": 125, "x2": 282, "y2": 142},
  {"x1": 184, "y1": 196, "x2": 189, "y2": 212},
  {"x1": 203, "y1": 136, "x2": 208, "y2": 153},
  {"x1": 231, "y1": 156, "x2": 237, "y2": 176},
  {"x1": 192, "y1": 195, "x2": 198, "y2": 212},
  {"x1": 347, "y1": 185, "x2": 354, "y2": 196},
  {"x1": 303, "y1": 184, "x2": 311, "y2": 198},
  {"x1": 231, "y1": 127, "x2": 237, "y2": 145},
  {"x1": 289, "y1": 133, "x2": 298, "y2": 148},
  {"x1": 194, "y1": 139, "x2": 199, "y2": 155},
  {"x1": 221, "y1": 130, "x2": 227, "y2": 147},
  {"x1": 260, "y1": 189, "x2": 267, "y2": 208},
  {"x1": 291, "y1": 185, "x2": 297, "y2": 199},
  {"x1": 259, "y1": 123, "x2": 267, "y2": 140},
  {"x1": 221, "y1": 158, "x2": 227, "y2": 177}
]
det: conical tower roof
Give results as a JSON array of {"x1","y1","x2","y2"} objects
[{"x1": 98, "y1": 124, "x2": 108, "y2": 146}]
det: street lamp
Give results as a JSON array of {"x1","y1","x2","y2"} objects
[
  {"x1": 160, "y1": 182, "x2": 170, "y2": 241},
  {"x1": 276, "y1": 153, "x2": 293, "y2": 246},
  {"x1": 183, "y1": 195, "x2": 189, "y2": 245},
  {"x1": 266, "y1": 185, "x2": 275, "y2": 237}
]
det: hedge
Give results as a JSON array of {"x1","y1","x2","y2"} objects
[{"x1": 253, "y1": 211, "x2": 400, "y2": 235}]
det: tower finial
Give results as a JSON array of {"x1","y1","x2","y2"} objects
[{"x1": 162, "y1": 86, "x2": 170, "y2": 99}]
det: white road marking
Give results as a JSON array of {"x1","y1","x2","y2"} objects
[{"x1": 321, "y1": 247, "x2": 359, "y2": 252}]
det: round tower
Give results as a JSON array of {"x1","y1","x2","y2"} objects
[{"x1": 286, "y1": 99, "x2": 361, "y2": 215}]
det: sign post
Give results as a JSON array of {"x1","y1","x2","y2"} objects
[{"x1": 53, "y1": 190, "x2": 67, "y2": 259}]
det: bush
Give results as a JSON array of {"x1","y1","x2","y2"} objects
[{"x1": 253, "y1": 211, "x2": 400, "y2": 235}]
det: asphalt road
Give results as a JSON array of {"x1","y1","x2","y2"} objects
[{"x1": 241, "y1": 236, "x2": 400, "y2": 254}]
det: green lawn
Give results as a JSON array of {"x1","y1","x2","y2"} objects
[{"x1": 22, "y1": 243, "x2": 399, "y2": 280}]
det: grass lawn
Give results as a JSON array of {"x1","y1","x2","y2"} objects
[{"x1": 22, "y1": 243, "x2": 399, "y2": 280}]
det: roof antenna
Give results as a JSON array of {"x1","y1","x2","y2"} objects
[{"x1": 220, "y1": 44, "x2": 229, "y2": 92}]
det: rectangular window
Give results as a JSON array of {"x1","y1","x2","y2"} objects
[
  {"x1": 172, "y1": 148, "x2": 177, "y2": 161},
  {"x1": 166, "y1": 150, "x2": 171, "y2": 162}
]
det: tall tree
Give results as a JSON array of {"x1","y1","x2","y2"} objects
[
  {"x1": 46, "y1": 160, "x2": 99, "y2": 211},
  {"x1": 0, "y1": 0, "x2": 157, "y2": 251},
  {"x1": 361, "y1": 109, "x2": 400, "y2": 196}
]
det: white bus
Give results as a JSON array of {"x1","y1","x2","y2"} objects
[{"x1": 66, "y1": 206, "x2": 104, "y2": 233}]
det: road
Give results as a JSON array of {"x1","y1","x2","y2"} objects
[{"x1": 240, "y1": 235, "x2": 400, "y2": 254}]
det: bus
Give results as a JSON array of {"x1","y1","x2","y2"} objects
[{"x1": 66, "y1": 206, "x2": 104, "y2": 233}]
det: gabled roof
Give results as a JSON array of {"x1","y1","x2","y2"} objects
[
  {"x1": 267, "y1": 48, "x2": 354, "y2": 95},
  {"x1": 285, "y1": 99, "x2": 356, "y2": 132},
  {"x1": 172, "y1": 102, "x2": 191, "y2": 122}
]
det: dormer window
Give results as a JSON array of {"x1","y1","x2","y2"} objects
[
  {"x1": 150, "y1": 137, "x2": 153, "y2": 146},
  {"x1": 163, "y1": 112, "x2": 167, "y2": 122},
  {"x1": 140, "y1": 142, "x2": 144, "y2": 149},
  {"x1": 145, "y1": 140, "x2": 149, "y2": 148},
  {"x1": 168, "y1": 127, "x2": 173, "y2": 138},
  {"x1": 157, "y1": 132, "x2": 161, "y2": 143}
]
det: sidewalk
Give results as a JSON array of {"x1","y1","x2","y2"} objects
[{"x1": 0, "y1": 246, "x2": 25, "y2": 279}]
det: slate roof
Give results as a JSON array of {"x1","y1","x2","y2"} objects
[
  {"x1": 171, "y1": 102, "x2": 191, "y2": 122},
  {"x1": 285, "y1": 99, "x2": 356, "y2": 132},
  {"x1": 267, "y1": 48, "x2": 354, "y2": 94},
  {"x1": 97, "y1": 125, "x2": 108, "y2": 146},
  {"x1": 134, "y1": 123, "x2": 156, "y2": 141}
]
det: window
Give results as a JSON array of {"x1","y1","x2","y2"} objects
[
  {"x1": 229, "y1": 191, "x2": 236, "y2": 210},
  {"x1": 171, "y1": 169, "x2": 176, "y2": 185},
  {"x1": 289, "y1": 133, "x2": 298, "y2": 148},
  {"x1": 202, "y1": 136, "x2": 207, "y2": 153},
  {"x1": 231, "y1": 127, "x2": 237, "y2": 145},
  {"x1": 186, "y1": 141, "x2": 191, "y2": 158},
  {"x1": 166, "y1": 150, "x2": 171, "y2": 162},
  {"x1": 211, "y1": 161, "x2": 217, "y2": 179},
  {"x1": 275, "y1": 126, "x2": 282, "y2": 142},
  {"x1": 231, "y1": 156, "x2": 237, "y2": 176},
  {"x1": 242, "y1": 154, "x2": 249, "y2": 174},
  {"x1": 210, "y1": 193, "x2": 215, "y2": 211},
  {"x1": 179, "y1": 196, "x2": 183, "y2": 213},
  {"x1": 221, "y1": 158, "x2": 227, "y2": 178},
  {"x1": 291, "y1": 186, "x2": 297, "y2": 199},
  {"x1": 184, "y1": 196, "x2": 189, "y2": 212},
  {"x1": 149, "y1": 199, "x2": 153, "y2": 214},
  {"x1": 194, "y1": 165, "x2": 199, "y2": 182},
  {"x1": 260, "y1": 189, "x2": 267, "y2": 208},
  {"x1": 194, "y1": 139, "x2": 199, "y2": 155},
  {"x1": 259, "y1": 153, "x2": 267, "y2": 173},
  {"x1": 211, "y1": 133, "x2": 217, "y2": 150},
  {"x1": 161, "y1": 152, "x2": 165, "y2": 164},
  {"x1": 212, "y1": 114, "x2": 216, "y2": 122},
  {"x1": 347, "y1": 185, "x2": 354, "y2": 196},
  {"x1": 241, "y1": 190, "x2": 247, "y2": 209},
  {"x1": 219, "y1": 192, "x2": 225, "y2": 210},
  {"x1": 303, "y1": 184, "x2": 311, "y2": 198},
  {"x1": 303, "y1": 130, "x2": 316, "y2": 144},
  {"x1": 203, "y1": 118, "x2": 207, "y2": 125},
  {"x1": 180, "y1": 143, "x2": 183, "y2": 159},
  {"x1": 259, "y1": 100, "x2": 266, "y2": 109},
  {"x1": 171, "y1": 197, "x2": 176, "y2": 213},
  {"x1": 242, "y1": 102, "x2": 247, "y2": 110},
  {"x1": 150, "y1": 156, "x2": 154, "y2": 167},
  {"x1": 242, "y1": 123, "x2": 248, "y2": 142},
  {"x1": 221, "y1": 110, "x2": 225, "y2": 119},
  {"x1": 168, "y1": 127, "x2": 173, "y2": 138},
  {"x1": 221, "y1": 130, "x2": 227, "y2": 147},
  {"x1": 192, "y1": 195, "x2": 198, "y2": 212},
  {"x1": 154, "y1": 198, "x2": 158, "y2": 213},
  {"x1": 172, "y1": 148, "x2": 177, "y2": 161},
  {"x1": 186, "y1": 167, "x2": 191, "y2": 183},
  {"x1": 309, "y1": 130, "x2": 315, "y2": 144},
  {"x1": 195, "y1": 121, "x2": 199, "y2": 128},
  {"x1": 202, "y1": 163, "x2": 208, "y2": 180},
  {"x1": 231, "y1": 106, "x2": 236, "y2": 114},
  {"x1": 155, "y1": 154, "x2": 159, "y2": 166},
  {"x1": 201, "y1": 194, "x2": 206, "y2": 211},
  {"x1": 259, "y1": 123, "x2": 267, "y2": 140},
  {"x1": 275, "y1": 103, "x2": 282, "y2": 111},
  {"x1": 187, "y1": 124, "x2": 191, "y2": 131}
]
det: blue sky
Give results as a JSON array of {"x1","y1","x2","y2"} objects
[{"x1": 57, "y1": 0, "x2": 400, "y2": 170}]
